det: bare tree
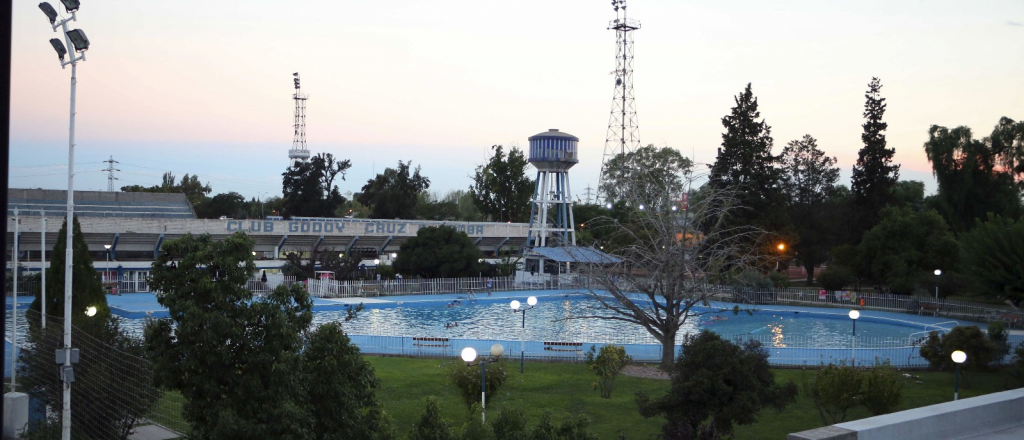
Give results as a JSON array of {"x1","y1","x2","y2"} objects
[{"x1": 573, "y1": 173, "x2": 767, "y2": 370}]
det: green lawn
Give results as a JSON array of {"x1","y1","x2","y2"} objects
[{"x1": 367, "y1": 356, "x2": 1019, "y2": 440}]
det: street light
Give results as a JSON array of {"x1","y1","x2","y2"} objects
[
  {"x1": 849, "y1": 310, "x2": 859, "y2": 366},
  {"x1": 951, "y1": 350, "x2": 966, "y2": 400},
  {"x1": 776, "y1": 243, "x2": 786, "y2": 271},
  {"x1": 103, "y1": 244, "x2": 111, "y2": 283},
  {"x1": 510, "y1": 296, "x2": 538, "y2": 373},
  {"x1": 39, "y1": 3, "x2": 92, "y2": 439},
  {"x1": 460, "y1": 344, "x2": 504, "y2": 423},
  {"x1": 934, "y1": 269, "x2": 942, "y2": 300}
]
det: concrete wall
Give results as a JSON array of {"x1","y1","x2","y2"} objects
[{"x1": 789, "y1": 388, "x2": 1024, "y2": 440}]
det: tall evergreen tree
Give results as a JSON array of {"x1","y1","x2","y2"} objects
[
  {"x1": 779, "y1": 135, "x2": 840, "y2": 283},
  {"x1": 851, "y1": 77, "x2": 899, "y2": 240},
  {"x1": 30, "y1": 215, "x2": 109, "y2": 319},
  {"x1": 708, "y1": 83, "x2": 788, "y2": 237}
]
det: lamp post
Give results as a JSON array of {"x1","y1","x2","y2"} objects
[
  {"x1": 103, "y1": 244, "x2": 111, "y2": 284},
  {"x1": 39, "y1": 2, "x2": 91, "y2": 439},
  {"x1": 460, "y1": 344, "x2": 504, "y2": 423},
  {"x1": 952, "y1": 350, "x2": 966, "y2": 400},
  {"x1": 510, "y1": 296, "x2": 538, "y2": 373},
  {"x1": 849, "y1": 310, "x2": 859, "y2": 366},
  {"x1": 776, "y1": 243, "x2": 786, "y2": 272},
  {"x1": 934, "y1": 269, "x2": 942, "y2": 300}
]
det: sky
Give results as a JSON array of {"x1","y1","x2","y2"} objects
[{"x1": 9, "y1": 0, "x2": 1024, "y2": 202}]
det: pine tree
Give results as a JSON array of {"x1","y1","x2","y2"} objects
[
  {"x1": 30, "y1": 215, "x2": 109, "y2": 319},
  {"x1": 851, "y1": 77, "x2": 900, "y2": 240},
  {"x1": 708, "y1": 83, "x2": 788, "y2": 235}
]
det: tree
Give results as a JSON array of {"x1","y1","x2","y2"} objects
[
  {"x1": 300, "y1": 323, "x2": 396, "y2": 440},
  {"x1": 281, "y1": 152, "x2": 351, "y2": 218},
  {"x1": 393, "y1": 226, "x2": 483, "y2": 278},
  {"x1": 892, "y1": 180, "x2": 925, "y2": 210},
  {"x1": 30, "y1": 215, "x2": 108, "y2": 319},
  {"x1": 599, "y1": 145, "x2": 692, "y2": 208},
  {"x1": 122, "y1": 171, "x2": 213, "y2": 208},
  {"x1": 410, "y1": 398, "x2": 457, "y2": 440},
  {"x1": 357, "y1": 160, "x2": 430, "y2": 219},
  {"x1": 577, "y1": 174, "x2": 766, "y2": 370},
  {"x1": 21, "y1": 218, "x2": 157, "y2": 440},
  {"x1": 849, "y1": 206, "x2": 959, "y2": 294},
  {"x1": 145, "y1": 232, "x2": 390, "y2": 439},
  {"x1": 779, "y1": 135, "x2": 840, "y2": 283},
  {"x1": 924, "y1": 121, "x2": 1023, "y2": 234},
  {"x1": 471, "y1": 145, "x2": 535, "y2": 222},
  {"x1": 636, "y1": 331, "x2": 797, "y2": 438},
  {"x1": 196, "y1": 191, "x2": 247, "y2": 219},
  {"x1": 851, "y1": 77, "x2": 900, "y2": 240},
  {"x1": 802, "y1": 364, "x2": 864, "y2": 425},
  {"x1": 708, "y1": 83, "x2": 787, "y2": 235},
  {"x1": 960, "y1": 214, "x2": 1024, "y2": 307},
  {"x1": 918, "y1": 326, "x2": 998, "y2": 386},
  {"x1": 584, "y1": 345, "x2": 632, "y2": 399}
]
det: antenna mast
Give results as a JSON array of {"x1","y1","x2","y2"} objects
[
  {"x1": 597, "y1": 0, "x2": 641, "y2": 203},
  {"x1": 102, "y1": 155, "x2": 120, "y2": 191},
  {"x1": 289, "y1": 72, "x2": 311, "y2": 162}
]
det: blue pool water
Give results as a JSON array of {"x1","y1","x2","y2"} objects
[{"x1": 311, "y1": 296, "x2": 936, "y2": 348}]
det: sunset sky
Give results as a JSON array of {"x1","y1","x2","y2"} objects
[{"x1": 9, "y1": 0, "x2": 1024, "y2": 202}]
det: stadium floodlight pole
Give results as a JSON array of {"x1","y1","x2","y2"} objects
[{"x1": 40, "y1": 2, "x2": 90, "y2": 439}]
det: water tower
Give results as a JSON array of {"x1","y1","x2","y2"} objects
[{"x1": 526, "y1": 129, "x2": 578, "y2": 250}]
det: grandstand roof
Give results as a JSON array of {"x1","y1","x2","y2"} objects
[{"x1": 7, "y1": 189, "x2": 195, "y2": 219}]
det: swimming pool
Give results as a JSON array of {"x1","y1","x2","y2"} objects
[{"x1": 313, "y1": 295, "x2": 947, "y2": 349}]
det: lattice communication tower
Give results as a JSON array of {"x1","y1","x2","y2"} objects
[
  {"x1": 289, "y1": 72, "x2": 311, "y2": 162},
  {"x1": 597, "y1": 0, "x2": 641, "y2": 202}
]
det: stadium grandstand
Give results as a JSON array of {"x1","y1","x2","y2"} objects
[{"x1": 6, "y1": 189, "x2": 530, "y2": 293}]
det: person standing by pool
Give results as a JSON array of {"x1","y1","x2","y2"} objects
[{"x1": 486, "y1": 277, "x2": 493, "y2": 296}]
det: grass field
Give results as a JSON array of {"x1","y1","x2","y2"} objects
[{"x1": 366, "y1": 356, "x2": 1019, "y2": 440}]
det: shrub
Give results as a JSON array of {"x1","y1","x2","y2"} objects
[
  {"x1": 987, "y1": 321, "x2": 1011, "y2": 364},
  {"x1": 918, "y1": 326, "x2": 998, "y2": 387},
  {"x1": 1009, "y1": 341, "x2": 1024, "y2": 388},
  {"x1": 769, "y1": 271, "x2": 791, "y2": 288},
  {"x1": 816, "y1": 266, "x2": 853, "y2": 291},
  {"x1": 448, "y1": 360, "x2": 509, "y2": 407},
  {"x1": 584, "y1": 345, "x2": 632, "y2": 399},
  {"x1": 860, "y1": 361, "x2": 904, "y2": 416},
  {"x1": 803, "y1": 364, "x2": 863, "y2": 425},
  {"x1": 411, "y1": 398, "x2": 457, "y2": 440}
]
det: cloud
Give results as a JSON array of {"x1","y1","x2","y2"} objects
[{"x1": 1007, "y1": 20, "x2": 1023, "y2": 27}]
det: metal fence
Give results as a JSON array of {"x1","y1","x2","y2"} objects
[
  {"x1": 346, "y1": 332, "x2": 1024, "y2": 368},
  {"x1": 302, "y1": 275, "x2": 589, "y2": 299},
  {"x1": 727, "y1": 286, "x2": 1024, "y2": 330}
]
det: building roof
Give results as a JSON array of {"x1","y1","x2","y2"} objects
[
  {"x1": 527, "y1": 129, "x2": 579, "y2": 141},
  {"x1": 529, "y1": 246, "x2": 621, "y2": 264},
  {"x1": 8, "y1": 189, "x2": 195, "y2": 219}
]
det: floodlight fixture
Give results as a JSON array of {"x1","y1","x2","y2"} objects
[
  {"x1": 66, "y1": 29, "x2": 90, "y2": 52},
  {"x1": 638, "y1": 204, "x2": 645, "y2": 210},
  {"x1": 40, "y1": 2, "x2": 59, "y2": 25},
  {"x1": 49, "y1": 38, "x2": 67, "y2": 61},
  {"x1": 490, "y1": 343, "x2": 504, "y2": 357},
  {"x1": 60, "y1": 0, "x2": 80, "y2": 13},
  {"x1": 848, "y1": 310, "x2": 860, "y2": 320},
  {"x1": 606, "y1": 202, "x2": 613, "y2": 209},
  {"x1": 85, "y1": 306, "x2": 97, "y2": 317},
  {"x1": 934, "y1": 269, "x2": 942, "y2": 276},
  {"x1": 511, "y1": 300, "x2": 521, "y2": 310},
  {"x1": 461, "y1": 347, "x2": 478, "y2": 362},
  {"x1": 527, "y1": 296, "x2": 537, "y2": 306}
]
